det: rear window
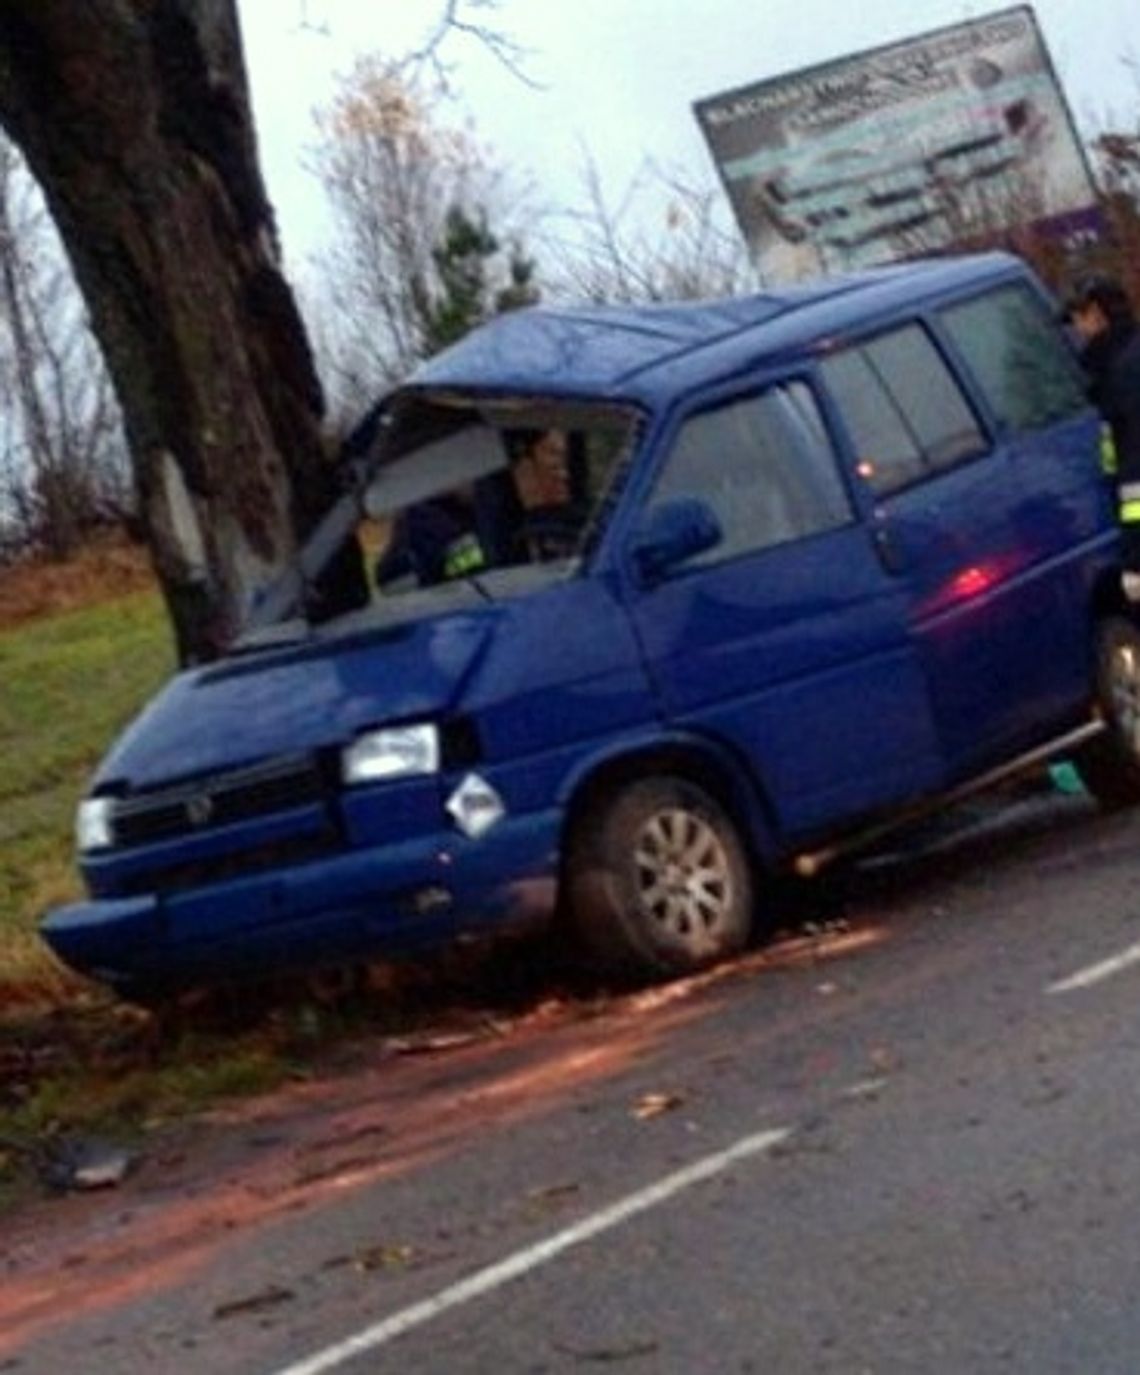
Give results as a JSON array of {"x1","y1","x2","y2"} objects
[
  {"x1": 821, "y1": 323, "x2": 986, "y2": 495},
  {"x1": 939, "y1": 284, "x2": 1089, "y2": 432}
]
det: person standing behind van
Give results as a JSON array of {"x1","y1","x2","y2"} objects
[{"x1": 1066, "y1": 273, "x2": 1140, "y2": 601}]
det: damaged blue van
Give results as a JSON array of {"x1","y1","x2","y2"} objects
[{"x1": 43, "y1": 252, "x2": 1140, "y2": 1000}]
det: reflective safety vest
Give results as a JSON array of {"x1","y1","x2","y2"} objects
[
  {"x1": 442, "y1": 531, "x2": 487, "y2": 579},
  {"x1": 1097, "y1": 424, "x2": 1140, "y2": 528},
  {"x1": 1100, "y1": 422, "x2": 1118, "y2": 477},
  {"x1": 1119, "y1": 480, "x2": 1140, "y2": 529}
]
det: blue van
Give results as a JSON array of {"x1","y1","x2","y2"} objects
[{"x1": 43, "y1": 252, "x2": 1140, "y2": 999}]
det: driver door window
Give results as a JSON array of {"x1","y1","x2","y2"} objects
[{"x1": 648, "y1": 381, "x2": 852, "y2": 566}]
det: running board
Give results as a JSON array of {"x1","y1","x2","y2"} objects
[{"x1": 792, "y1": 717, "x2": 1106, "y2": 878}]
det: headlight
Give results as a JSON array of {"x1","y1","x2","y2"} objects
[
  {"x1": 342, "y1": 724, "x2": 440, "y2": 785},
  {"x1": 76, "y1": 796, "x2": 115, "y2": 852}
]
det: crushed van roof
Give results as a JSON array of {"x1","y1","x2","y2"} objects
[{"x1": 408, "y1": 252, "x2": 1026, "y2": 403}]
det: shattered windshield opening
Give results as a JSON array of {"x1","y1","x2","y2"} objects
[
  {"x1": 362, "y1": 393, "x2": 639, "y2": 599},
  {"x1": 244, "y1": 392, "x2": 640, "y2": 639}
]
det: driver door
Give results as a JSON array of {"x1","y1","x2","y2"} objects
[{"x1": 626, "y1": 377, "x2": 943, "y2": 840}]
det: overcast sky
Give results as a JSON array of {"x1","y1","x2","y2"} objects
[{"x1": 238, "y1": 0, "x2": 1140, "y2": 279}]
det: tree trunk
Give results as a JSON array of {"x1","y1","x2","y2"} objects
[{"x1": 0, "y1": 0, "x2": 363, "y2": 662}]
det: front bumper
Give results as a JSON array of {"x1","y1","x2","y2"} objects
[{"x1": 41, "y1": 810, "x2": 561, "y2": 994}]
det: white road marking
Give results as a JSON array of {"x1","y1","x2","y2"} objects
[
  {"x1": 268, "y1": 1125, "x2": 792, "y2": 1375},
  {"x1": 1047, "y1": 938, "x2": 1140, "y2": 994}
]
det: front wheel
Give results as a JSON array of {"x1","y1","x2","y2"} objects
[
  {"x1": 565, "y1": 776, "x2": 754, "y2": 981},
  {"x1": 1075, "y1": 615, "x2": 1140, "y2": 809}
]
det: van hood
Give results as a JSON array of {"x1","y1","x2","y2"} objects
[{"x1": 94, "y1": 610, "x2": 495, "y2": 793}]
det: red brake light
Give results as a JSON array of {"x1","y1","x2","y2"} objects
[{"x1": 949, "y1": 565, "x2": 997, "y2": 600}]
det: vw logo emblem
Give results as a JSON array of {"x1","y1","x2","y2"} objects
[{"x1": 186, "y1": 794, "x2": 214, "y2": 827}]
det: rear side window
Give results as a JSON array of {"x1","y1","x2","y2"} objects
[
  {"x1": 821, "y1": 324, "x2": 987, "y2": 496},
  {"x1": 939, "y1": 284, "x2": 1088, "y2": 432},
  {"x1": 649, "y1": 381, "x2": 852, "y2": 565}
]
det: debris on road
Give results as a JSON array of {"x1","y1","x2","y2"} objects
[
  {"x1": 385, "y1": 1030, "x2": 484, "y2": 1055},
  {"x1": 528, "y1": 1181, "x2": 582, "y2": 1204},
  {"x1": 33, "y1": 1136, "x2": 136, "y2": 1193},
  {"x1": 382, "y1": 1011, "x2": 515, "y2": 1057},
  {"x1": 322, "y1": 1242, "x2": 425, "y2": 1275},
  {"x1": 553, "y1": 1337, "x2": 660, "y2": 1364},
  {"x1": 523, "y1": 1180, "x2": 583, "y2": 1221},
  {"x1": 212, "y1": 1285, "x2": 295, "y2": 1321},
  {"x1": 353, "y1": 1243, "x2": 417, "y2": 1272},
  {"x1": 839, "y1": 1077, "x2": 889, "y2": 1101}
]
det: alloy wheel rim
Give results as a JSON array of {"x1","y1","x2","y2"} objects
[{"x1": 633, "y1": 806, "x2": 732, "y2": 952}]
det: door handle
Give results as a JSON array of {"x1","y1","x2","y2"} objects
[{"x1": 871, "y1": 521, "x2": 907, "y2": 574}]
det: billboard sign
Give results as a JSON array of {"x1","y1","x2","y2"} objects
[{"x1": 694, "y1": 6, "x2": 1101, "y2": 281}]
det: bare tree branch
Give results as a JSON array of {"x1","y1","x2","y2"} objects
[
  {"x1": 294, "y1": 1, "x2": 538, "y2": 87},
  {"x1": 296, "y1": 0, "x2": 331, "y2": 38},
  {"x1": 411, "y1": 0, "x2": 537, "y2": 88},
  {"x1": 549, "y1": 150, "x2": 756, "y2": 305}
]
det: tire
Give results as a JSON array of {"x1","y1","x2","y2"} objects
[
  {"x1": 1075, "y1": 615, "x2": 1140, "y2": 809},
  {"x1": 565, "y1": 776, "x2": 754, "y2": 981}
]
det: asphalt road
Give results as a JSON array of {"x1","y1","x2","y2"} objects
[{"x1": 7, "y1": 787, "x2": 1140, "y2": 1374}]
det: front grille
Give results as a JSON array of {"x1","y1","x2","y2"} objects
[
  {"x1": 113, "y1": 752, "x2": 329, "y2": 847},
  {"x1": 119, "y1": 831, "x2": 341, "y2": 897}
]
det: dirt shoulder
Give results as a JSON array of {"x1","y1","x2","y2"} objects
[{"x1": 0, "y1": 535, "x2": 155, "y2": 632}]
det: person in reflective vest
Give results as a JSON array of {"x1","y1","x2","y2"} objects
[
  {"x1": 1066, "y1": 273, "x2": 1140, "y2": 602},
  {"x1": 375, "y1": 429, "x2": 583, "y2": 589}
]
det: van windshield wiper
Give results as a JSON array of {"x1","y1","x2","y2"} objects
[{"x1": 462, "y1": 572, "x2": 494, "y2": 602}]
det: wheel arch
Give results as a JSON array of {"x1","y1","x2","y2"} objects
[{"x1": 557, "y1": 731, "x2": 781, "y2": 878}]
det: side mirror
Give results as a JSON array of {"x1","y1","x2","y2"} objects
[{"x1": 630, "y1": 497, "x2": 723, "y2": 586}]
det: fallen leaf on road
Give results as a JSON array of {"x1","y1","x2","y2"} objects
[
  {"x1": 354, "y1": 1244, "x2": 417, "y2": 1272},
  {"x1": 632, "y1": 1091, "x2": 683, "y2": 1120}
]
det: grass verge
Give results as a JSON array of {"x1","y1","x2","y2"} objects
[{"x1": 0, "y1": 589, "x2": 173, "y2": 1004}]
